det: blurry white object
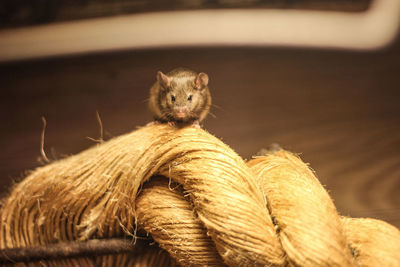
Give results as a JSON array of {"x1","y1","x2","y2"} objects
[{"x1": 0, "y1": 0, "x2": 399, "y2": 62}]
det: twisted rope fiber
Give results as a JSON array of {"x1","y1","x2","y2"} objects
[{"x1": 0, "y1": 124, "x2": 399, "y2": 266}]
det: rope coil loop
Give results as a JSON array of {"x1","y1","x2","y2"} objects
[{"x1": 0, "y1": 124, "x2": 399, "y2": 266}]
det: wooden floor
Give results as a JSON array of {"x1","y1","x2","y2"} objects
[{"x1": 1, "y1": 37, "x2": 399, "y2": 228}]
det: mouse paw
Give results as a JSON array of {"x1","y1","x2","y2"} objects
[
  {"x1": 192, "y1": 120, "x2": 201, "y2": 129},
  {"x1": 146, "y1": 121, "x2": 160, "y2": 127},
  {"x1": 167, "y1": 121, "x2": 177, "y2": 127}
]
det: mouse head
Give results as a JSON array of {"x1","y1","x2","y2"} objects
[{"x1": 157, "y1": 69, "x2": 209, "y2": 122}]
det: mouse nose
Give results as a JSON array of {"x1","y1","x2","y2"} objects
[{"x1": 175, "y1": 107, "x2": 188, "y2": 118}]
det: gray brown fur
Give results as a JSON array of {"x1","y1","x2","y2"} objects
[{"x1": 148, "y1": 68, "x2": 212, "y2": 124}]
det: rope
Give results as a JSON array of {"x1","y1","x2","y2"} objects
[{"x1": 0, "y1": 124, "x2": 399, "y2": 266}]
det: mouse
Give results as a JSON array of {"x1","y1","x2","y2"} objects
[{"x1": 148, "y1": 67, "x2": 212, "y2": 127}]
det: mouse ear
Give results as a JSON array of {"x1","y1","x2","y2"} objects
[
  {"x1": 157, "y1": 71, "x2": 171, "y2": 89},
  {"x1": 195, "y1": 72, "x2": 209, "y2": 90}
]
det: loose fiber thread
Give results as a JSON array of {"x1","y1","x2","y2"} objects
[{"x1": 0, "y1": 124, "x2": 399, "y2": 266}]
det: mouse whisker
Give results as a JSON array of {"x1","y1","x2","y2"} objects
[
  {"x1": 211, "y1": 104, "x2": 226, "y2": 113},
  {"x1": 161, "y1": 110, "x2": 173, "y2": 120},
  {"x1": 208, "y1": 111, "x2": 217, "y2": 119}
]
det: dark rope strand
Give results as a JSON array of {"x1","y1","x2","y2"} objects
[{"x1": 0, "y1": 237, "x2": 152, "y2": 263}]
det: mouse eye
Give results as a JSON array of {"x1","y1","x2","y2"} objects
[
  {"x1": 187, "y1": 95, "x2": 192, "y2": 101},
  {"x1": 171, "y1": 95, "x2": 176, "y2": 102}
]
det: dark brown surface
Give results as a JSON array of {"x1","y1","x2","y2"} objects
[{"x1": 1, "y1": 37, "x2": 399, "y2": 229}]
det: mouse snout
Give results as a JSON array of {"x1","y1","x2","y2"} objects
[{"x1": 174, "y1": 106, "x2": 189, "y2": 118}]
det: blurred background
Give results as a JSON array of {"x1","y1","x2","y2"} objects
[{"x1": 1, "y1": 0, "x2": 399, "y2": 228}]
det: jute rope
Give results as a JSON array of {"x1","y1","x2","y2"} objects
[{"x1": 0, "y1": 124, "x2": 399, "y2": 266}]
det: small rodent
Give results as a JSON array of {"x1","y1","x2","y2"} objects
[{"x1": 148, "y1": 67, "x2": 212, "y2": 127}]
